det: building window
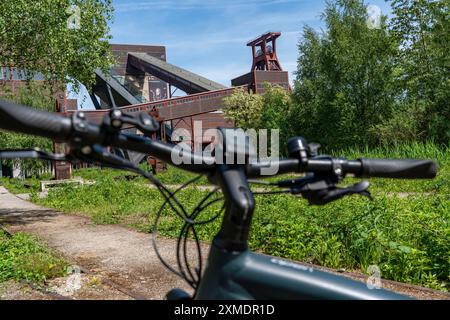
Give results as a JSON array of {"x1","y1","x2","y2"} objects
[
  {"x1": 11, "y1": 68, "x2": 19, "y2": 80},
  {"x1": 18, "y1": 69, "x2": 29, "y2": 80},
  {"x1": 2, "y1": 67, "x2": 11, "y2": 80}
]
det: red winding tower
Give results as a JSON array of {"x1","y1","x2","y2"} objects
[
  {"x1": 248, "y1": 32, "x2": 283, "y2": 71},
  {"x1": 232, "y1": 31, "x2": 289, "y2": 93}
]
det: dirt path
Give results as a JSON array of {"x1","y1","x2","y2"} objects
[
  {"x1": 0, "y1": 186, "x2": 196, "y2": 300},
  {"x1": 1, "y1": 186, "x2": 448, "y2": 300}
]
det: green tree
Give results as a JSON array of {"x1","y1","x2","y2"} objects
[
  {"x1": 260, "y1": 85, "x2": 293, "y2": 130},
  {"x1": 293, "y1": 0, "x2": 399, "y2": 149},
  {"x1": 223, "y1": 87, "x2": 264, "y2": 129},
  {"x1": 223, "y1": 85, "x2": 294, "y2": 155},
  {"x1": 260, "y1": 84, "x2": 294, "y2": 154},
  {"x1": 0, "y1": 0, "x2": 114, "y2": 91},
  {"x1": 0, "y1": 82, "x2": 55, "y2": 176},
  {"x1": 389, "y1": 0, "x2": 450, "y2": 143}
]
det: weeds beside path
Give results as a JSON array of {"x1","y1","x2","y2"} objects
[{"x1": 0, "y1": 186, "x2": 195, "y2": 299}]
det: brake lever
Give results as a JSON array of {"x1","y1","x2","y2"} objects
[
  {"x1": 275, "y1": 174, "x2": 316, "y2": 188},
  {"x1": 107, "y1": 109, "x2": 160, "y2": 136},
  {"x1": 292, "y1": 180, "x2": 372, "y2": 205},
  {"x1": 0, "y1": 149, "x2": 71, "y2": 162},
  {"x1": 71, "y1": 144, "x2": 137, "y2": 170}
]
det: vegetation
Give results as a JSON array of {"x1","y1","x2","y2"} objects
[
  {"x1": 0, "y1": 83, "x2": 55, "y2": 175},
  {"x1": 224, "y1": 0, "x2": 449, "y2": 149},
  {"x1": 223, "y1": 85, "x2": 294, "y2": 155},
  {"x1": 24, "y1": 142, "x2": 448, "y2": 291},
  {"x1": 293, "y1": 0, "x2": 399, "y2": 148},
  {"x1": 0, "y1": 176, "x2": 43, "y2": 194},
  {"x1": 389, "y1": 0, "x2": 449, "y2": 144},
  {"x1": 223, "y1": 87, "x2": 264, "y2": 129},
  {"x1": 0, "y1": 0, "x2": 114, "y2": 90},
  {"x1": 74, "y1": 164, "x2": 210, "y2": 185},
  {"x1": 0, "y1": 82, "x2": 56, "y2": 177},
  {"x1": 337, "y1": 141, "x2": 450, "y2": 194},
  {"x1": 0, "y1": 231, "x2": 67, "y2": 283},
  {"x1": 0, "y1": 163, "x2": 210, "y2": 194}
]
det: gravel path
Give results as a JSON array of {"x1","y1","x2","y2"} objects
[{"x1": 0, "y1": 186, "x2": 196, "y2": 300}]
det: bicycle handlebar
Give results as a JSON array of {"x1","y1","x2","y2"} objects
[
  {"x1": 0, "y1": 99, "x2": 438, "y2": 179},
  {"x1": 0, "y1": 99, "x2": 72, "y2": 140},
  {"x1": 357, "y1": 158, "x2": 437, "y2": 179}
]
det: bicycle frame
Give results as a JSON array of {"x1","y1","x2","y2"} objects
[
  {"x1": 193, "y1": 164, "x2": 409, "y2": 300},
  {"x1": 196, "y1": 246, "x2": 407, "y2": 300}
]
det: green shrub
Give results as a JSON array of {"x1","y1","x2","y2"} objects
[
  {"x1": 0, "y1": 231, "x2": 67, "y2": 283},
  {"x1": 0, "y1": 177, "x2": 42, "y2": 194}
]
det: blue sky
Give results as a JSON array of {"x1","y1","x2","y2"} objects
[{"x1": 74, "y1": 0, "x2": 392, "y2": 109}]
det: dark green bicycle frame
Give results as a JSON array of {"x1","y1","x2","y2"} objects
[{"x1": 194, "y1": 165, "x2": 408, "y2": 300}]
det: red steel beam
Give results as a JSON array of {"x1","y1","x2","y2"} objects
[{"x1": 66, "y1": 86, "x2": 245, "y2": 124}]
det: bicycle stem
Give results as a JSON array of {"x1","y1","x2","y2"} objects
[{"x1": 212, "y1": 164, "x2": 255, "y2": 252}]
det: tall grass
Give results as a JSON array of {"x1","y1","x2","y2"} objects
[
  {"x1": 335, "y1": 141, "x2": 449, "y2": 165},
  {"x1": 0, "y1": 231, "x2": 67, "y2": 283}
]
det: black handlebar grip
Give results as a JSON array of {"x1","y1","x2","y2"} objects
[
  {"x1": 358, "y1": 158, "x2": 438, "y2": 179},
  {"x1": 0, "y1": 99, "x2": 72, "y2": 140}
]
